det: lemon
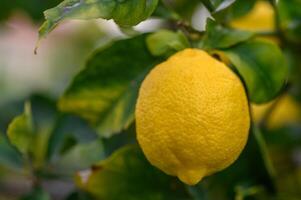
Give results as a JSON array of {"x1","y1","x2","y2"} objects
[
  {"x1": 252, "y1": 95, "x2": 301, "y2": 129},
  {"x1": 135, "y1": 49, "x2": 250, "y2": 185},
  {"x1": 230, "y1": 1, "x2": 278, "y2": 44},
  {"x1": 230, "y1": 1, "x2": 275, "y2": 31}
]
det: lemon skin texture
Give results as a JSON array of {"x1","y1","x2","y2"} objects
[{"x1": 135, "y1": 49, "x2": 250, "y2": 185}]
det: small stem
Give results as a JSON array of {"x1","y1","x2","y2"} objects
[
  {"x1": 171, "y1": 20, "x2": 205, "y2": 44},
  {"x1": 23, "y1": 154, "x2": 41, "y2": 189},
  {"x1": 256, "y1": 31, "x2": 279, "y2": 37}
]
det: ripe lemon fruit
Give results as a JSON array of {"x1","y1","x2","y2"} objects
[
  {"x1": 230, "y1": 1, "x2": 274, "y2": 31},
  {"x1": 135, "y1": 49, "x2": 250, "y2": 185},
  {"x1": 230, "y1": 1, "x2": 278, "y2": 44},
  {"x1": 252, "y1": 95, "x2": 301, "y2": 129}
]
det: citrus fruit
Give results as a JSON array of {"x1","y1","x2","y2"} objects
[
  {"x1": 252, "y1": 95, "x2": 301, "y2": 129},
  {"x1": 230, "y1": 1, "x2": 275, "y2": 31},
  {"x1": 135, "y1": 49, "x2": 250, "y2": 185},
  {"x1": 230, "y1": 1, "x2": 278, "y2": 44}
]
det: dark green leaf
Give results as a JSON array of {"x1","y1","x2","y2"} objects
[
  {"x1": 0, "y1": 133, "x2": 23, "y2": 169},
  {"x1": 29, "y1": 95, "x2": 59, "y2": 168},
  {"x1": 102, "y1": 123, "x2": 136, "y2": 157},
  {"x1": 200, "y1": 19, "x2": 254, "y2": 49},
  {"x1": 58, "y1": 35, "x2": 160, "y2": 137},
  {"x1": 146, "y1": 30, "x2": 190, "y2": 57},
  {"x1": 161, "y1": 0, "x2": 200, "y2": 20},
  {"x1": 65, "y1": 191, "x2": 94, "y2": 200},
  {"x1": 47, "y1": 115, "x2": 98, "y2": 161},
  {"x1": 277, "y1": 0, "x2": 301, "y2": 43},
  {"x1": 152, "y1": 1, "x2": 179, "y2": 19},
  {"x1": 75, "y1": 145, "x2": 190, "y2": 200},
  {"x1": 213, "y1": 0, "x2": 256, "y2": 22},
  {"x1": 252, "y1": 126, "x2": 276, "y2": 179},
  {"x1": 21, "y1": 187, "x2": 51, "y2": 200},
  {"x1": 59, "y1": 135, "x2": 77, "y2": 155},
  {"x1": 0, "y1": 0, "x2": 62, "y2": 22},
  {"x1": 38, "y1": 0, "x2": 159, "y2": 39},
  {"x1": 7, "y1": 102, "x2": 34, "y2": 155},
  {"x1": 200, "y1": 0, "x2": 236, "y2": 13},
  {"x1": 222, "y1": 40, "x2": 288, "y2": 104},
  {"x1": 55, "y1": 139, "x2": 105, "y2": 174}
]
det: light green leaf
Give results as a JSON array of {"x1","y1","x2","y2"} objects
[
  {"x1": 200, "y1": 19, "x2": 254, "y2": 49},
  {"x1": 146, "y1": 29, "x2": 190, "y2": 57},
  {"x1": 39, "y1": 0, "x2": 159, "y2": 39},
  {"x1": 59, "y1": 35, "x2": 160, "y2": 137},
  {"x1": 75, "y1": 145, "x2": 190, "y2": 200},
  {"x1": 7, "y1": 102, "x2": 34, "y2": 155},
  {"x1": 234, "y1": 185, "x2": 265, "y2": 200},
  {"x1": 222, "y1": 40, "x2": 288, "y2": 104}
]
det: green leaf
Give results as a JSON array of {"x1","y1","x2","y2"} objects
[
  {"x1": 59, "y1": 35, "x2": 160, "y2": 137},
  {"x1": 222, "y1": 40, "x2": 288, "y2": 104},
  {"x1": 75, "y1": 145, "x2": 190, "y2": 200},
  {"x1": 39, "y1": 0, "x2": 159, "y2": 39},
  {"x1": 252, "y1": 126, "x2": 276, "y2": 179},
  {"x1": 55, "y1": 139, "x2": 105, "y2": 174},
  {"x1": 234, "y1": 185, "x2": 265, "y2": 200},
  {"x1": 47, "y1": 114, "x2": 98, "y2": 161},
  {"x1": 277, "y1": 0, "x2": 301, "y2": 43},
  {"x1": 7, "y1": 102, "x2": 34, "y2": 155},
  {"x1": 200, "y1": 19, "x2": 254, "y2": 49},
  {"x1": 102, "y1": 123, "x2": 136, "y2": 157},
  {"x1": 0, "y1": 0, "x2": 62, "y2": 22},
  {"x1": 212, "y1": 0, "x2": 256, "y2": 22},
  {"x1": 66, "y1": 191, "x2": 94, "y2": 200},
  {"x1": 29, "y1": 95, "x2": 58, "y2": 168},
  {"x1": 161, "y1": 0, "x2": 200, "y2": 20},
  {"x1": 0, "y1": 133, "x2": 23, "y2": 169},
  {"x1": 200, "y1": 0, "x2": 236, "y2": 13},
  {"x1": 146, "y1": 30, "x2": 190, "y2": 57},
  {"x1": 21, "y1": 187, "x2": 51, "y2": 200}
]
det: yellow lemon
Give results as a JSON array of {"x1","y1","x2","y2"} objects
[
  {"x1": 252, "y1": 95, "x2": 301, "y2": 129},
  {"x1": 135, "y1": 49, "x2": 250, "y2": 185},
  {"x1": 230, "y1": 1, "x2": 275, "y2": 31}
]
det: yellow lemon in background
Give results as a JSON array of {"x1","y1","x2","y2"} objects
[
  {"x1": 252, "y1": 95, "x2": 301, "y2": 129},
  {"x1": 230, "y1": 1, "x2": 275, "y2": 31},
  {"x1": 135, "y1": 49, "x2": 250, "y2": 185},
  {"x1": 230, "y1": 1, "x2": 278, "y2": 44}
]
